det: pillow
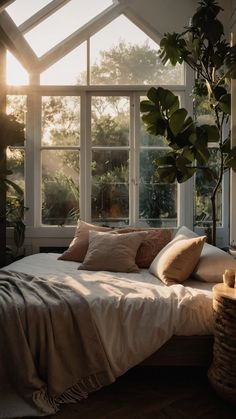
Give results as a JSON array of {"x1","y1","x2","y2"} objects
[
  {"x1": 117, "y1": 227, "x2": 173, "y2": 268},
  {"x1": 78, "y1": 230, "x2": 148, "y2": 273},
  {"x1": 58, "y1": 220, "x2": 112, "y2": 262},
  {"x1": 149, "y1": 235, "x2": 206, "y2": 286},
  {"x1": 175, "y1": 226, "x2": 236, "y2": 283}
]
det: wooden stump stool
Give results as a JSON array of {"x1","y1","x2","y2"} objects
[{"x1": 208, "y1": 283, "x2": 236, "y2": 404}]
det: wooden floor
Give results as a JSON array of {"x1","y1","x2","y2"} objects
[{"x1": 22, "y1": 366, "x2": 235, "y2": 419}]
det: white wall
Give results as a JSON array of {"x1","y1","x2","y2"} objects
[{"x1": 127, "y1": 0, "x2": 231, "y2": 38}]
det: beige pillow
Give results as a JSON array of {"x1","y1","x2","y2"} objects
[
  {"x1": 149, "y1": 235, "x2": 206, "y2": 286},
  {"x1": 175, "y1": 226, "x2": 236, "y2": 283},
  {"x1": 117, "y1": 228, "x2": 173, "y2": 268},
  {"x1": 58, "y1": 220, "x2": 112, "y2": 262},
  {"x1": 78, "y1": 230, "x2": 147, "y2": 273}
]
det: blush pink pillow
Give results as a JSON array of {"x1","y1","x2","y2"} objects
[
  {"x1": 117, "y1": 228, "x2": 173, "y2": 268},
  {"x1": 58, "y1": 220, "x2": 112, "y2": 262}
]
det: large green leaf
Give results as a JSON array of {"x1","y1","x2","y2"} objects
[
  {"x1": 146, "y1": 87, "x2": 180, "y2": 116},
  {"x1": 157, "y1": 166, "x2": 177, "y2": 183},
  {"x1": 218, "y1": 93, "x2": 231, "y2": 114},
  {"x1": 4, "y1": 178, "x2": 24, "y2": 196},
  {"x1": 140, "y1": 100, "x2": 156, "y2": 113},
  {"x1": 156, "y1": 152, "x2": 195, "y2": 184},
  {"x1": 169, "y1": 108, "x2": 188, "y2": 136},
  {"x1": 0, "y1": 112, "x2": 25, "y2": 148},
  {"x1": 176, "y1": 167, "x2": 196, "y2": 183},
  {"x1": 159, "y1": 33, "x2": 186, "y2": 66},
  {"x1": 200, "y1": 124, "x2": 220, "y2": 142},
  {"x1": 157, "y1": 87, "x2": 179, "y2": 113},
  {"x1": 213, "y1": 85, "x2": 227, "y2": 101},
  {"x1": 13, "y1": 220, "x2": 25, "y2": 249},
  {"x1": 224, "y1": 45, "x2": 236, "y2": 79},
  {"x1": 204, "y1": 19, "x2": 224, "y2": 43},
  {"x1": 182, "y1": 147, "x2": 195, "y2": 162},
  {"x1": 192, "y1": 0, "x2": 223, "y2": 24},
  {"x1": 146, "y1": 87, "x2": 160, "y2": 104},
  {"x1": 192, "y1": 0, "x2": 223, "y2": 43}
]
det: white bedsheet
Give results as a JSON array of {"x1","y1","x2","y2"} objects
[
  {"x1": 7, "y1": 253, "x2": 214, "y2": 375},
  {"x1": 0, "y1": 253, "x2": 215, "y2": 418}
]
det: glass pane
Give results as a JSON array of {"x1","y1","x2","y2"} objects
[
  {"x1": 6, "y1": 0, "x2": 52, "y2": 26},
  {"x1": 6, "y1": 51, "x2": 29, "y2": 86},
  {"x1": 24, "y1": 0, "x2": 113, "y2": 57},
  {"x1": 194, "y1": 149, "x2": 222, "y2": 228},
  {"x1": 139, "y1": 150, "x2": 177, "y2": 227},
  {"x1": 194, "y1": 95, "x2": 216, "y2": 126},
  {"x1": 6, "y1": 148, "x2": 25, "y2": 225},
  {"x1": 140, "y1": 123, "x2": 166, "y2": 147},
  {"x1": 91, "y1": 96, "x2": 129, "y2": 146},
  {"x1": 91, "y1": 150, "x2": 129, "y2": 226},
  {"x1": 90, "y1": 15, "x2": 184, "y2": 85},
  {"x1": 42, "y1": 96, "x2": 80, "y2": 146},
  {"x1": 42, "y1": 150, "x2": 80, "y2": 225},
  {"x1": 5, "y1": 95, "x2": 26, "y2": 229},
  {"x1": 40, "y1": 43, "x2": 87, "y2": 85},
  {"x1": 6, "y1": 95, "x2": 27, "y2": 124}
]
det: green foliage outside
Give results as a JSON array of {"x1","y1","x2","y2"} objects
[{"x1": 7, "y1": 40, "x2": 183, "y2": 227}]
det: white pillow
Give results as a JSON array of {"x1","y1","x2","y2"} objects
[{"x1": 174, "y1": 226, "x2": 236, "y2": 283}]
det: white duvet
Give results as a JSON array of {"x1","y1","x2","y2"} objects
[
  {"x1": 0, "y1": 253, "x2": 214, "y2": 418},
  {"x1": 8, "y1": 253, "x2": 214, "y2": 374}
]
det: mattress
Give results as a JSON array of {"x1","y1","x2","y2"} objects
[{"x1": 0, "y1": 253, "x2": 215, "y2": 418}]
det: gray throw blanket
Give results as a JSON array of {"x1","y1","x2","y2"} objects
[{"x1": 0, "y1": 269, "x2": 114, "y2": 415}]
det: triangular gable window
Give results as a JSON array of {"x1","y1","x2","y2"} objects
[
  {"x1": 22, "y1": 0, "x2": 113, "y2": 57},
  {"x1": 6, "y1": 51, "x2": 29, "y2": 85},
  {"x1": 6, "y1": 0, "x2": 53, "y2": 26},
  {"x1": 40, "y1": 43, "x2": 87, "y2": 85},
  {"x1": 90, "y1": 15, "x2": 184, "y2": 85},
  {"x1": 39, "y1": 14, "x2": 184, "y2": 86}
]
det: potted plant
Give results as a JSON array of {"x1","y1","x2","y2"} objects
[
  {"x1": 140, "y1": 0, "x2": 236, "y2": 246},
  {"x1": 0, "y1": 111, "x2": 25, "y2": 266}
]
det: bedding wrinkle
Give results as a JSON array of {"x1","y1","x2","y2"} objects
[
  {"x1": 0, "y1": 253, "x2": 215, "y2": 418},
  {"x1": 0, "y1": 269, "x2": 115, "y2": 416}
]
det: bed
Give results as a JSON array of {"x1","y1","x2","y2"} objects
[{"x1": 0, "y1": 252, "x2": 215, "y2": 419}]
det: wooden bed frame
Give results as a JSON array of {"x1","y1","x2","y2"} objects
[{"x1": 142, "y1": 335, "x2": 214, "y2": 367}]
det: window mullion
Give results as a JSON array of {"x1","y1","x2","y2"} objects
[
  {"x1": 131, "y1": 92, "x2": 140, "y2": 225},
  {"x1": 84, "y1": 92, "x2": 91, "y2": 222},
  {"x1": 25, "y1": 92, "x2": 42, "y2": 228}
]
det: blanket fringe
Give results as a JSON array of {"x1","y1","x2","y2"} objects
[{"x1": 33, "y1": 372, "x2": 112, "y2": 414}]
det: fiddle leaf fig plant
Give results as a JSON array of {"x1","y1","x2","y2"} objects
[{"x1": 140, "y1": 0, "x2": 236, "y2": 246}]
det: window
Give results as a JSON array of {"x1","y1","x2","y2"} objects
[
  {"x1": 90, "y1": 15, "x2": 184, "y2": 85},
  {"x1": 91, "y1": 95, "x2": 130, "y2": 225},
  {"x1": 6, "y1": 95, "x2": 26, "y2": 228},
  {"x1": 6, "y1": 52, "x2": 29, "y2": 86},
  {"x1": 41, "y1": 96, "x2": 80, "y2": 225},
  {"x1": 6, "y1": 1, "x2": 229, "y2": 249}
]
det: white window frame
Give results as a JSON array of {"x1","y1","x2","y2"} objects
[{"x1": 6, "y1": 78, "x2": 229, "y2": 251}]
